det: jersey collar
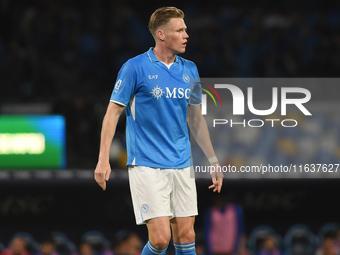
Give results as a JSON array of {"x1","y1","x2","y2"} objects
[{"x1": 147, "y1": 47, "x2": 180, "y2": 64}]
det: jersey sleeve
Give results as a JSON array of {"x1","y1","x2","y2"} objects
[
  {"x1": 189, "y1": 64, "x2": 202, "y2": 105},
  {"x1": 110, "y1": 61, "x2": 137, "y2": 106}
]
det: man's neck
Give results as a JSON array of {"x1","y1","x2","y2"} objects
[{"x1": 153, "y1": 46, "x2": 176, "y2": 64}]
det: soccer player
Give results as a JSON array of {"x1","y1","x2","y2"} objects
[{"x1": 94, "y1": 6, "x2": 223, "y2": 255}]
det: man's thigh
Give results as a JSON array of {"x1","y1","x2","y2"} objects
[
  {"x1": 170, "y1": 166, "x2": 198, "y2": 218},
  {"x1": 128, "y1": 166, "x2": 173, "y2": 225},
  {"x1": 128, "y1": 166, "x2": 197, "y2": 225}
]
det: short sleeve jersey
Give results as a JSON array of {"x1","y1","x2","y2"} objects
[{"x1": 110, "y1": 47, "x2": 201, "y2": 168}]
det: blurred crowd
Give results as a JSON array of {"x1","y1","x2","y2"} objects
[
  {"x1": 245, "y1": 223, "x2": 340, "y2": 255},
  {"x1": 0, "y1": 230, "x2": 142, "y2": 255},
  {"x1": 0, "y1": 0, "x2": 340, "y2": 168},
  {"x1": 0, "y1": 222, "x2": 339, "y2": 255}
]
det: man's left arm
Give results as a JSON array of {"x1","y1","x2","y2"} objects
[{"x1": 187, "y1": 104, "x2": 223, "y2": 193}]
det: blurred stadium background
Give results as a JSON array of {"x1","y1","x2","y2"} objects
[{"x1": 0, "y1": 0, "x2": 340, "y2": 255}]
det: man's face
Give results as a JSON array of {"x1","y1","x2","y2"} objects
[
  {"x1": 127, "y1": 234, "x2": 142, "y2": 255},
  {"x1": 79, "y1": 243, "x2": 92, "y2": 255},
  {"x1": 161, "y1": 18, "x2": 189, "y2": 54},
  {"x1": 11, "y1": 238, "x2": 26, "y2": 255},
  {"x1": 41, "y1": 242, "x2": 55, "y2": 255}
]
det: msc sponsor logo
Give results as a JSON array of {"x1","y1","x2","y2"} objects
[
  {"x1": 165, "y1": 87, "x2": 190, "y2": 99},
  {"x1": 150, "y1": 85, "x2": 164, "y2": 100},
  {"x1": 150, "y1": 86, "x2": 191, "y2": 100}
]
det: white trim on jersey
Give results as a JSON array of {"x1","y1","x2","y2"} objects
[
  {"x1": 110, "y1": 100, "x2": 126, "y2": 106},
  {"x1": 147, "y1": 51, "x2": 153, "y2": 62},
  {"x1": 129, "y1": 95, "x2": 136, "y2": 121}
]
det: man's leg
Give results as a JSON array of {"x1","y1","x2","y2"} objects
[
  {"x1": 141, "y1": 216, "x2": 171, "y2": 255},
  {"x1": 171, "y1": 216, "x2": 196, "y2": 255},
  {"x1": 128, "y1": 166, "x2": 173, "y2": 254}
]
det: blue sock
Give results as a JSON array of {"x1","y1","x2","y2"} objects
[
  {"x1": 142, "y1": 241, "x2": 169, "y2": 255},
  {"x1": 174, "y1": 242, "x2": 196, "y2": 255}
]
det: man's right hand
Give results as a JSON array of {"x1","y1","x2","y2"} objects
[{"x1": 94, "y1": 161, "x2": 111, "y2": 191}]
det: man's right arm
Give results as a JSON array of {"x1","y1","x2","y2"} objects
[{"x1": 94, "y1": 102, "x2": 125, "y2": 190}]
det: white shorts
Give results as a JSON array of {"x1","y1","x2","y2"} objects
[{"x1": 128, "y1": 165, "x2": 198, "y2": 225}]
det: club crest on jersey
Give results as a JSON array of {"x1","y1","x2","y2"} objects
[
  {"x1": 150, "y1": 85, "x2": 164, "y2": 100},
  {"x1": 183, "y1": 74, "x2": 190, "y2": 83}
]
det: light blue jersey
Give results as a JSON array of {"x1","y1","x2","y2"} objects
[{"x1": 110, "y1": 47, "x2": 201, "y2": 168}]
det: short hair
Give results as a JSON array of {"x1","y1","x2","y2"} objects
[{"x1": 149, "y1": 7, "x2": 184, "y2": 37}]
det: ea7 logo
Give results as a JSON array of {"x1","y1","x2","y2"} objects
[{"x1": 148, "y1": 75, "x2": 158, "y2": 79}]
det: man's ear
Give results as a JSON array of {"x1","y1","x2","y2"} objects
[{"x1": 156, "y1": 29, "x2": 165, "y2": 42}]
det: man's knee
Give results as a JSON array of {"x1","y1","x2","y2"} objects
[
  {"x1": 177, "y1": 227, "x2": 195, "y2": 243},
  {"x1": 147, "y1": 217, "x2": 171, "y2": 248},
  {"x1": 150, "y1": 234, "x2": 171, "y2": 249}
]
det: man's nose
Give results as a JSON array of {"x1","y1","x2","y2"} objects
[{"x1": 184, "y1": 31, "x2": 189, "y2": 39}]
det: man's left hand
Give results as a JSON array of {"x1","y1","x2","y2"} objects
[{"x1": 208, "y1": 161, "x2": 223, "y2": 193}]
